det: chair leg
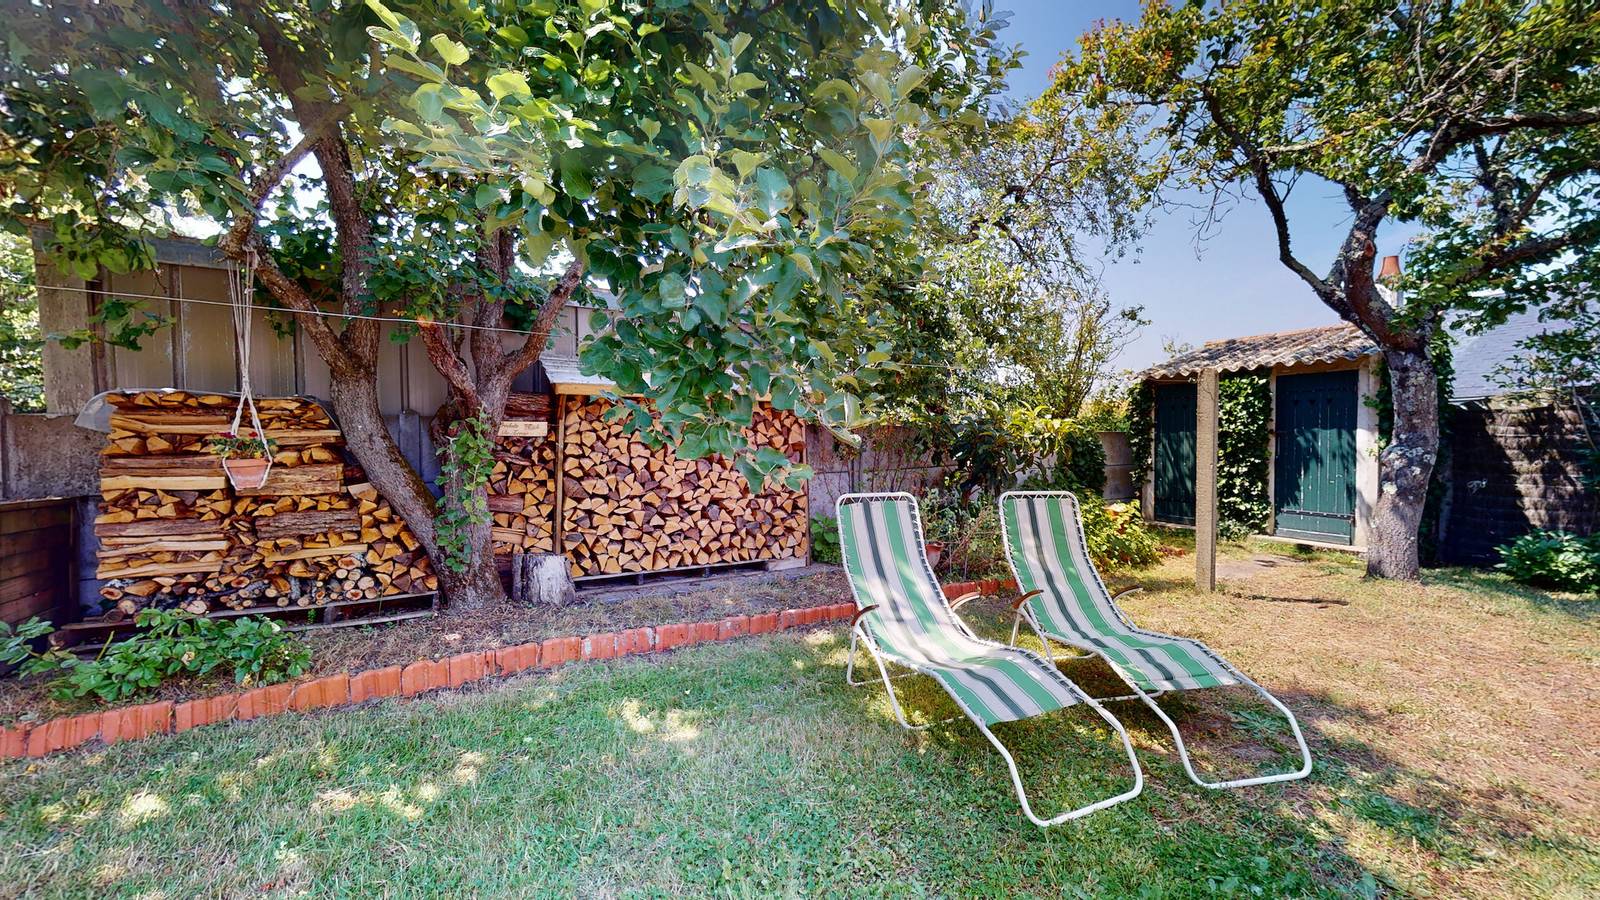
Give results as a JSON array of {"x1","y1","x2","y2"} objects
[
  {"x1": 846, "y1": 630, "x2": 916, "y2": 688},
  {"x1": 1011, "y1": 610, "x2": 1092, "y2": 661},
  {"x1": 1043, "y1": 636, "x2": 1313, "y2": 790},
  {"x1": 852, "y1": 628, "x2": 959, "y2": 731},
  {"x1": 976, "y1": 696, "x2": 1144, "y2": 827},
  {"x1": 1126, "y1": 672, "x2": 1313, "y2": 790}
]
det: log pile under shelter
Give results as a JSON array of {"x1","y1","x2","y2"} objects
[
  {"x1": 94, "y1": 391, "x2": 435, "y2": 616},
  {"x1": 487, "y1": 393, "x2": 557, "y2": 558},
  {"x1": 556, "y1": 396, "x2": 808, "y2": 578}
]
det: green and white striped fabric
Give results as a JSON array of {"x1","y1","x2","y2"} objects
[
  {"x1": 837, "y1": 493, "x2": 1082, "y2": 726},
  {"x1": 1001, "y1": 492, "x2": 1238, "y2": 693}
]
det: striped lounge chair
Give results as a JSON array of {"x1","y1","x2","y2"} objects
[
  {"x1": 835, "y1": 492, "x2": 1143, "y2": 826},
  {"x1": 997, "y1": 491, "x2": 1312, "y2": 789}
]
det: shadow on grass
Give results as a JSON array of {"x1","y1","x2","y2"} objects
[
  {"x1": 1426, "y1": 566, "x2": 1598, "y2": 621},
  {"x1": 5, "y1": 621, "x2": 1596, "y2": 897}
]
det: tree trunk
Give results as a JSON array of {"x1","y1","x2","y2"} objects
[
  {"x1": 324, "y1": 359, "x2": 512, "y2": 609},
  {"x1": 433, "y1": 549, "x2": 505, "y2": 611},
  {"x1": 1368, "y1": 346, "x2": 1438, "y2": 579}
]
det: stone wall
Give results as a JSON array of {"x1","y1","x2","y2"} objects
[
  {"x1": 1440, "y1": 396, "x2": 1596, "y2": 564},
  {"x1": 805, "y1": 425, "x2": 951, "y2": 512}
]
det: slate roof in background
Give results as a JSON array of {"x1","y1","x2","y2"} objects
[
  {"x1": 1450, "y1": 307, "x2": 1567, "y2": 401},
  {"x1": 1142, "y1": 323, "x2": 1378, "y2": 379}
]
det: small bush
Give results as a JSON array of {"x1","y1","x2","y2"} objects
[
  {"x1": 1496, "y1": 530, "x2": 1600, "y2": 593},
  {"x1": 1080, "y1": 497, "x2": 1160, "y2": 572},
  {"x1": 809, "y1": 515, "x2": 842, "y2": 565},
  {"x1": 923, "y1": 488, "x2": 1009, "y2": 581},
  {"x1": 2, "y1": 610, "x2": 312, "y2": 703}
]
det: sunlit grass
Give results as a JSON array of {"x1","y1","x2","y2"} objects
[{"x1": 1, "y1": 552, "x2": 1595, "y2": 897}]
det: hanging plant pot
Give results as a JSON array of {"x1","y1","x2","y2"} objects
[
  {"x1": 925, "y1": 541, "x2": 945, "y2": 570},
  {"x1": 222, "y1": 457, "x2": 271, "y2": 490}
]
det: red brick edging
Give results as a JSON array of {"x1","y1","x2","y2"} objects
[
  {"x1": 2, "y1": 602, "x2": 861, "y2": 760},
  {"x1": 4, "y1": 580, "x2": 1024, "y2": 761}
]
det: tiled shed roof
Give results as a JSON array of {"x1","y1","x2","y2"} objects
[{"x1": 1142, "y1": 323, "x2": 1378, "y2": 379}]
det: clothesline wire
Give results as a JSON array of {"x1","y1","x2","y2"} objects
[{"x1": 0, "y1": 273, "x2": 989, "y2": 373}]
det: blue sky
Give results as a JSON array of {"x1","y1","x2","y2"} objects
[{"x1": 996, "y1": 1, "x2": 1408, "y2": 372}]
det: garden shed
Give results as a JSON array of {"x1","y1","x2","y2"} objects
[{"x1": 1138, "y1": 324, "x2": 1382, "y2": 548}]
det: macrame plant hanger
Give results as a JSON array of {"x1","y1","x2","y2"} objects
[{"x1": 223, "y1": 248, "x2": 273, "y2": 490}]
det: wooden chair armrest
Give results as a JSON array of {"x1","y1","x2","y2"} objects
[
  {"x1": 948, "y1": 591, "x2": 981, "y2": 610},
  {"x1": 1010, "y1": 589, "x2": 1043, "y2": 610},
  {"x1": 850, "y1": 605, "x2": 879, "y2": 628},
  {"x1": 1110, "y1": 586, "x2": 1143, "y2": 601}
]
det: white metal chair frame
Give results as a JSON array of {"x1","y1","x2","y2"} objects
[
  {"x1": 997, "y1": 490, "x2": 1313, "y2": 791},
  {"x1": 835, "y1": 492, "x2": 1145, "y2": 827}
]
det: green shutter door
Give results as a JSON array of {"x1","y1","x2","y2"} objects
[
  {"x1": 1153, "y1": 383, "x2": 1197, "y2": 525},
  {"x1": 1273, "y1": 370, "x2": 1357, "y2": 544}
]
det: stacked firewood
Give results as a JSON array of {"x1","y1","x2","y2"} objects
[
  {"x1": 558, "y1": 397, "x2": 808, "y2": 578},
  {"x1": 488, "y1": 392, "x2": 557, "y2": 557},
  {"x1": 488, "y1": 437, "x2": 557, "y2": 555},
  {"x1": 94, "y1": 391, "x2": 435, "y2": 616}
]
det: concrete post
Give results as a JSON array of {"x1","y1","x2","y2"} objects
[{"x1": 1195, "y1": 368, "x2": 1220, "y2": 592}]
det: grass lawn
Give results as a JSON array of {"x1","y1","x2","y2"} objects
[{"x1": 2, "y1": 541, "x2": 1596, "y2": 897}]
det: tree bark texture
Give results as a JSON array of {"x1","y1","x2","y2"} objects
[{"x1": 1367, "y1": 346, "x2": 1438, "y2": 580}]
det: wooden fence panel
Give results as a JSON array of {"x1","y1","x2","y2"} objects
[{"x1": 0, "y1": 499, "x2": 76, "y2": 626}]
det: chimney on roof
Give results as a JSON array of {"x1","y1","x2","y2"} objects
[{"x1": 1377, "y1": 254, "x2": 1402, "y2": 309}]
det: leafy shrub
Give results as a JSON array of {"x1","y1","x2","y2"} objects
[
  {"x1": 922, "y1": 487, "x2": 1009, "y2": 580},
  {"x1": 1, "y1": 610, "x2": 312, "y2": 703},
  {"x1": 1496, "y1": 530, "x2": 1600, "y2": 593},
  {"x1": 1080, "y1": 498, "x2": 1160, "y2": 572},
  {"x1": 950, "y1": 401, "x2": 1105, "y2": 496},
  {"x1": 810, "y1": 515, "x2": 842, "y2": 565},
  {"x1": 922, "y1": 485, "x2": 1159, "y2": 578}
]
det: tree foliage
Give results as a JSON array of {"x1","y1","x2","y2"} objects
[
  {"x1": 1052, "y1": 0, "x2": 1599, "y2": 578},
  {"x1": 0, "y1": 0, "x2": 1011, "y2": 607},
  {"x1": 0, "y1": 233, "x2": 42, "y2": 411}
]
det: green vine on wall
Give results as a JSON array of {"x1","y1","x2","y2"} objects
[
  {"x1": 434, "y1": 411, "x2": 494, "y2": 574},
  {"x1": 1217, "y1": 371, "x2": 1271, "y2": 539},
  {"x1": 1126, "y1": 380, "x2": 1154, "y2": 489},
  {"x1": 1127, "y1": 371, "x2": 1270, "y2": 540}
]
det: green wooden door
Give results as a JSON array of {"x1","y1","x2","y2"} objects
[
  {"x1": 1273, "y1": 370, "x2": 1357, "y2": 544},
  {"x1": 1153, "y1": 383, "x2": 1196, "y2": 525}
]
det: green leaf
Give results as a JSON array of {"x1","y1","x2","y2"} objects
[
  {"x1": 558, "y1": 150, "x2": 594, "y2": 200},
  {"x1": 412, "y1": 84, "x2": 444, "y2": 122},
  {"x1": 364, "y1": 0, "x2": 403, "y2": 31},
  {"x1": 632, "y1": 164, "x2": 674, "y2": 203},
  {"x1": 752, "y1": 168, "x2": 793, "y2": 217},
  {"x1": 863, "y1": 117, "x2": 893, "y2": 146},
  {"x1": 657, "y1": 272, "x2": 687, "y2": 308},
  {"x1": 429, "y1": 34, "x2": 469, "y2": 66},
  {"x1": 728, "y1": 149, "x2": 763, "y2": 179},
  {"x1": 727, "y1": 72, "x2": 765, "y2": 95},
  {"x1": 816, "y1": 148, "x2": 857, "y2": 184},
  {"x1": 486, "y1": 70, "x2": 532, "y2": 100},
  {"x1": 496, "y1": 24, "x2": 530, "y2": 46},
  {"x1": 895, "y1": 65, "x2": 927, "y2": 96}
]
